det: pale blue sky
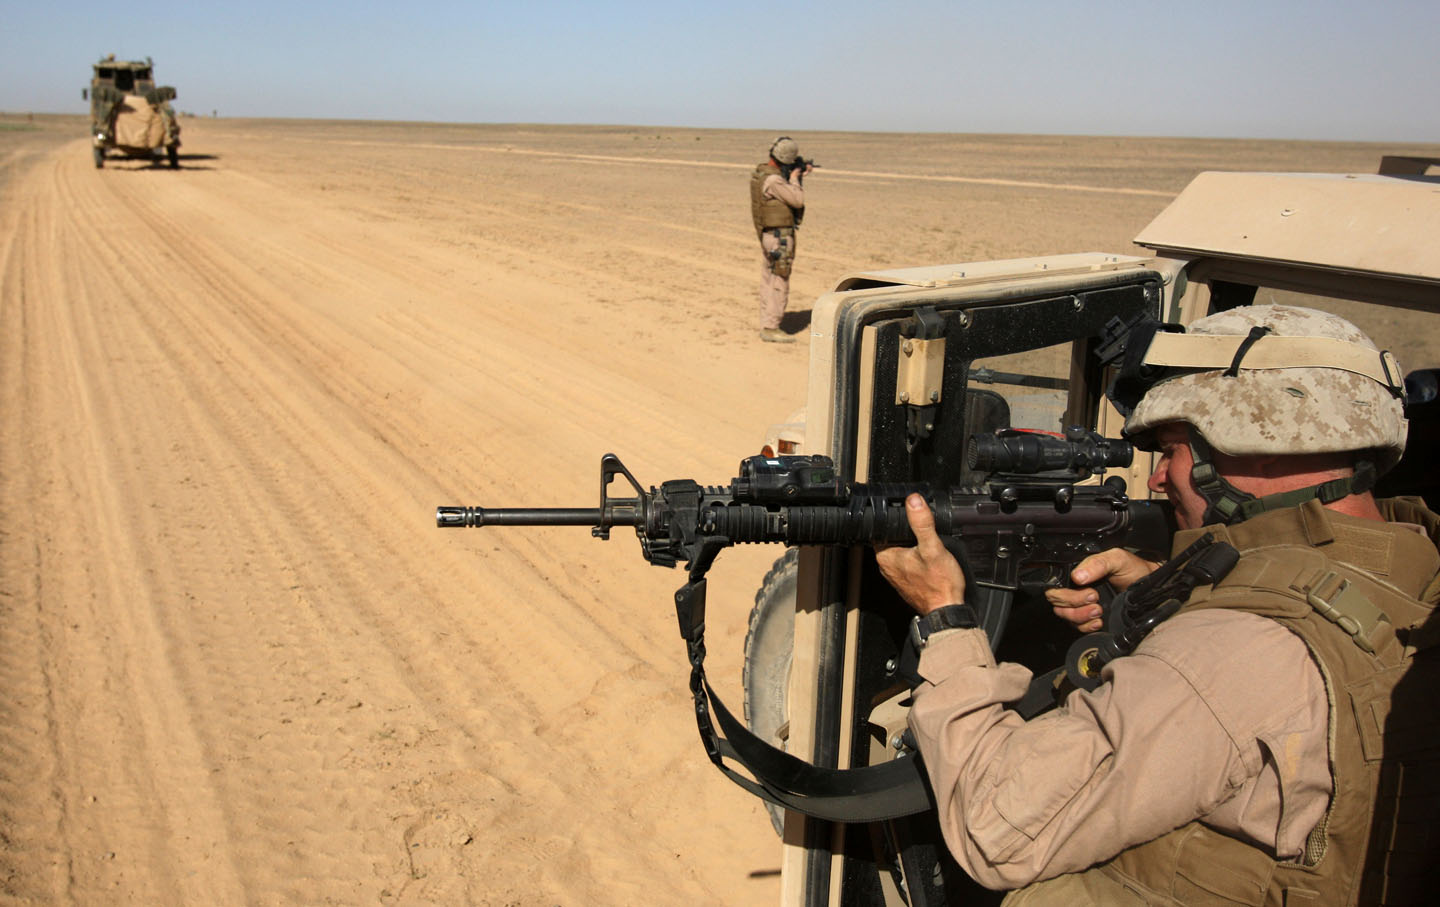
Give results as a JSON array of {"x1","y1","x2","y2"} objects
[{"x1": 4, "y1": 0, "x2": 1437, "y2": 140}]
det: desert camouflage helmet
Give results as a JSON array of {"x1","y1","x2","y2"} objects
[
  {"x1": 1125, "y1": 304, "x2": 1408, "y2": 473},
  {"x1": 770, "y1": 137, "x2": 800, "y2": 165}
]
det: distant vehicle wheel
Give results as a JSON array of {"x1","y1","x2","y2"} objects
[
  {"x1": 743, "y1": 548, "x2": 798, "y2": 836},
  {"x1": 93, "y1": 146, "x2": 104, "y2": 169},
  {"x1": 167, "y1": 145, "x2": 179, "y2": 169}
]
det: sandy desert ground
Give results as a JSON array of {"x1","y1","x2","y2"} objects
[{"x1": 1, "y1": 113, "x2": 1437, "y2": 905}]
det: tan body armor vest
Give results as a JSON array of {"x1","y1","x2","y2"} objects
[
  {"x1": 1008, "y1": 499, "x2": 1440, "y2": 906},
  {"x1": 750, "y1": 162, "x2": 802, "y2": 238}
]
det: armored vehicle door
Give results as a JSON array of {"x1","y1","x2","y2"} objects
[{"x1": 777, "y1": 253, "x2": 1168, "y2": 907}]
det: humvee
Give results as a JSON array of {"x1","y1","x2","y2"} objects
[
  {"x1": 742, "y1": 156, "x2": 1440, "y2": 905},
  {"x1": 83, "y1": 55, "x2": 181, "y2": 169}
]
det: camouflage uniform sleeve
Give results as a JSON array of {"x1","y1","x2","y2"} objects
[
  {"x1": 908, "y1": 609, "x2": 1329, "y2": 889},
  {"x1": 762, "y1": 173, "x2": 805, "y2": 209}
]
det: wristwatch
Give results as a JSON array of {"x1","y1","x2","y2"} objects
[{"x1": 908, "y1": 603, "x2": 980, "y2": 651}]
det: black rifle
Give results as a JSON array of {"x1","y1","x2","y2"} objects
[
  {"x1": 436, "y1": 428, "x2": 1169, "y2": 821},
  {"x1": 781, "y1": 157, "x2": 818, "y2": 183}
]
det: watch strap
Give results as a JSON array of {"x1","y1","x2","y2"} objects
[{"x1": 910, "y1": 603, "x2": 980, "y2": 650}]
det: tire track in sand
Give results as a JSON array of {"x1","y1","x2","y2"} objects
[{"x1": 0, "y1": 138, "x2": 779, "y2": 904}]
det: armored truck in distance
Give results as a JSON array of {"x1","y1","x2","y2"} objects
[{"x1": 84, "y1": 55, "x2": 181, "y2": 169}]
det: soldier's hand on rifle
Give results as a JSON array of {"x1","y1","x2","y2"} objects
[
  {"x1": 875, "y1": 494, "x2": 967, "y2": 616},
  {"x1": 1045, "y1": 549, "x2": 1162, "y2": 633}
]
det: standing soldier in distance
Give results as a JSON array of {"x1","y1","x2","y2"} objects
[{"x1": 751, "y1": 136, "x2": 811, "y2": 343}]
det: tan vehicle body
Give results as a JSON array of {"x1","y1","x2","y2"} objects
[
  {"x1": 759, "y1": 158, "x2": 1440, "y2": 906},
  {"x1": 86, "y1": 56, "x2": 181, "y2": 169}
]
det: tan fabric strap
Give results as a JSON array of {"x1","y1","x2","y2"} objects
[{"x1": 1142, "y1": 333, "x2": 1404, "y2": 389}]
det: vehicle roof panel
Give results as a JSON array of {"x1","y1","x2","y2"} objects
[{"x1": 1134, "y1": 170, "x2": 1440, "y2": 285}]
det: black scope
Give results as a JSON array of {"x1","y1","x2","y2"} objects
[{"x1": 967, "y1": 428, "x2": 1133, "y2": 476}]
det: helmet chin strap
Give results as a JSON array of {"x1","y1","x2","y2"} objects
[{"x1": 1186, "y1": 428, "x2": 1377, "y2": 526}]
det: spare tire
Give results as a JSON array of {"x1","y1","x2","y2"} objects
[{"x1": 742, "y1": 549, "x2": 798, "y2": 835}]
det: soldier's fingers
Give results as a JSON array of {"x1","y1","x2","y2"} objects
[
  {"x1": 1051, "y1": 598, "x2": 1104, "y2": 632},
  {"x1": 873, "y1": 546, "x2": 908, "y2": 574},
  {"x1": 1068, "y1": 550, "x2": 1121, "y2": 585},
  {"x1": 903, "y1": 494, "x2": 945, "y2": 556},
  {"x1": 1052, "y1": 600, "x2": 1102, "y2": 622},
  {"x1": 1070, "y1": 548, "x2": 1157, "y2": 587},
  {"x1": 1045, "y1": 585, "x2": 1100, "y2": 608}
]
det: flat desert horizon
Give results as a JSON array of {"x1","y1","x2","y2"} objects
[{"x1": 2, "y1": 114, "x2": 1437, "y2": 904}]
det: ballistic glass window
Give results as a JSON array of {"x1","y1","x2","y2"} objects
[{"x1": 861, "y1": 281, "x2": 1160, "y2": 487}]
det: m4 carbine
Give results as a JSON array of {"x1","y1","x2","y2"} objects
[
  {"x1": 438, "y1": 428, "x2": 1157, "y2": 640},
  {"x1": 783, "y1": 157, "x2": 818, "y2": 182},
  {"x1": 436, "y1": 428, "x2": 1169, "y2": 821}
]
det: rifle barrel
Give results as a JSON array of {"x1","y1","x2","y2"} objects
[{"x1": 436, "y1": 505, "x2": 646, "y2": 528}]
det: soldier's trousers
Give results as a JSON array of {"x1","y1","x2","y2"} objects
[{"x1": 758, "y1": 230, "x2": 793, "y2": 330}]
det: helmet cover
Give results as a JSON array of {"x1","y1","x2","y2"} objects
[
  {"x1": 1125, "y1": 305, "x2": 1407, "y2": 472},
  {"x1": 770, "y1": 137, "x2": 800, "y2": 165}
]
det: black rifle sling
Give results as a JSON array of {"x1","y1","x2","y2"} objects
[{"x1": 675, "y1": 570, "x2": 934, "y2": 822}]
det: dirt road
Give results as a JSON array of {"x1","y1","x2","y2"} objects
[{"x1": 2, "y1": 115, "x2": 1434, "y2": 904}]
